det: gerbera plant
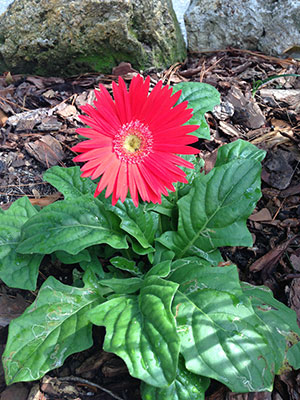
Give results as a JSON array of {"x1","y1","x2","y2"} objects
[
  {"x1": 73, "y1": 75, "x2": 200, "y2": 206},
  {"x1": 1, "y1": 75, "x2": 300, "y2": 399}
]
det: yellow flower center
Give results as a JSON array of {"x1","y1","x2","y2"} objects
[
  {"x1": 113, "y1": 120, "x2": 153, "y2": 164},
  {"x1": 123, "y1": 134, "x2": 142, "y2": 153}
]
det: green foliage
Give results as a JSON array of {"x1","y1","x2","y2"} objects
[
  {"x1": 169, "y1": 261, "x2": 286, "y2": 392},
  {"x1": 157, "y1": 140, "x2": 265, "y2": 263},
  {"x1": 172, "y1": 82, "x2": 220, "y2": 139},
  {"x1": 0, "y1": 197, "x2": 43, "y2": 290},
  {"x1": 89, "y1": 276, "x2": 180, "y2": 387},
  {"x1": 141, "y1": 356, "x2": 210, "y2": 400},
  {"x1": 17, "y1": 195, "x2": 128, "y2": 255},
  {"x1": 252, "y1": 74, "x2": 300, "y2": 97},
  {"x1": 1, "y1": 81, "x2": 299, "y2": 399},
  {"x1": 2, "y1": 273, "x2": 103, "y2": 384}
]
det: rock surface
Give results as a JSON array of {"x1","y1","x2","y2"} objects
[
  {"x1": 0, "y1": 0, "x2": 186, "y2": 76},
  {"x1": 185, "y1": 0, "x2": 300, "y2": 56},
  {"x1": 171, "y1": 0, "x2": 190, "y2": 44}
]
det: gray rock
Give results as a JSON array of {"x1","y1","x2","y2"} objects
[
  {"x1": 185, "y1": 0, "x2": 300, "y2": 56},
  {"x1": 0, "y1": 0, "x2": 186, "y2": 76}
]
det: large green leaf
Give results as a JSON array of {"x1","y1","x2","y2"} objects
[
  {"x1": 169, "y1": 261, "x2": 280, "y2": 392},
  {"x1": 173, "y1": 82, "x2": 220, "y2": 139},
  {"x1": 241, "y1": 282, "x2": 300, "y2": 370},
  {"x1": 157, "y1": 156, "x2": 262, "y2": 260},
  {"x1": 215, "y1": 139, "x2": 266, "y2": 166},
  {"x1": 17, "y1": 195, "x2": 128, "y2": 255},
  {"x1": 45, "y1": 166, "x2": 159, "y2": 252},
  {"x1": 141, "y1": 356, "x2": 210, "y2": 400},
  {"x1": 44, "y1": 166, "x2": 96, "y2": 199},
  {"x1": 2, "y1": 276, "x2": 103, "y2": 384},
  {"x1": 0, "y1": 197, "x2": 43, "y2": 290},
  {"x1": 88, "y1": 276, "x2": 180, "y2": 387}
]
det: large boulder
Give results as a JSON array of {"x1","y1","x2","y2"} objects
[
  {"x1": 185, "y1": 0, "x2": 300, "y2": 56},
  {"x1": 0, "y1": 0, "x2": 186, "y2": 76}
]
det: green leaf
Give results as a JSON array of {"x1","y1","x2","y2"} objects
[
  {"x1": 173, "y1": 82, "x2": 220, "y2": 139},
  {"x1": 131, "y1": 238, "x2": 156, "y2": 256},
  {"x1": 175, "y1": 154, "x2": 204, "y2": 196},
  {"x1": 215, "y1": 139, "x2": 266, "y2": 166},
  {"x1": 145, "y1": 260, "x2": 171, "y2": 278},
  {"x1": 105, "y1": 199, "x2": 159, "y2": 251},
  {"x1": 100, "y1": 277, "x2": 143, "y2": 294},
  {"x1": 110, "y1": 256, "x2": 142, "y2": 277},
  {"x1": 141, "y1": 356, "x2": 210, "y2": 400},
  {"x1": 89, "y1": 276, "x2": 180, "y2": 387},
  {"x1": 169, "y1": 262, "x2": 280, "y2": 392},
  {"x1": 169, "y1": 259, "x2": 241, "y2": 293},
  {"x1": 157, "y1": 156, "x2": 262, "y2": 260},
  {"x1": 79, "y1": 246, "x2": 105, "y2": 278},
  {"x1": 17, "y1": 195, "x2": 128, "y2": 255},
  {"x1": 146, "y1": 196, "x2": 175, "y2": 217},
  {"x1": 241, "y1": 282, "x2": 300, "y2": 370},
  {"x1": 44, "y1": 166, "x2": 96, "y2": 199},
  {"x1": 146, "y1": 155, "x2": 203, "y2": 218},
  {"x1": 0, "y1": 197, "x2": 43, "y2": 290},
  {"x1": 287, "y1": 342, "x2": 300, "y2": 369},
  {"x1": 152, "y1": 242, "x2": 175, "y2": 266},
  {"x1": 2, "y1": 276, "x2": 103, "y2": 384},
  {"x1": 54, "y1": 249, "x2": 91, "y2": 264}
]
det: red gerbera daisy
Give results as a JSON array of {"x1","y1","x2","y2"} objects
[{"x1": 72, "y1": 75, "x2": 200, "y2": 207}]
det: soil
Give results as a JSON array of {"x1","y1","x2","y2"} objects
[{"x1": 0, "y1": 48, "x2": 300, "y2": 400}]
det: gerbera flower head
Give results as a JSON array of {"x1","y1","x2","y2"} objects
[{"x1": 72, "y1": 75, "x2": 200, "y2": 207}]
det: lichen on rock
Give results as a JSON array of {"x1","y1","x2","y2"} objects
[{"x1": 0, "y1": 0, "x2": 186, "y2": 76}]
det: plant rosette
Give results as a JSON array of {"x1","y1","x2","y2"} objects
[{"x1": 1, "y1": 76, "x2": 300, "y2": 399}]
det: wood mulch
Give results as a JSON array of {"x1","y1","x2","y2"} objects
[{"x1": 0, "y1": 48, "x2": 300, "y2": 400}]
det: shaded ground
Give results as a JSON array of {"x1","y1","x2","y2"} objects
[{"x1": 0, "y1": 48, "x2": 300, "y2": 400}]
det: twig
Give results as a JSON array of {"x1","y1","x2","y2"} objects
[
  {"x1": 0, "y1": 181, "x2": 47, "y2": 188},
  {"x1": 0, "y1": 192, "x2": 35, "y2": 197},
  {"x1": 272, "y1": 198, "x2": 286, "y2": 221},
  {"x1": 59, "y1": 376, "x2": 125, "y2": 400},
  {"x1": 0, "y1": 95, "x2": 31, "y2": 111},
  {"x1": 189, "y1": 47, "x2": 298, "y2": 66},
  {"x1": 199, "y1": 56, "x2": 224, "y2": 82}
]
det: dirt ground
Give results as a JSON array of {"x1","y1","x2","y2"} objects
[{"x1": 0, "y1": 48, "x2": 300, "y2": 400}]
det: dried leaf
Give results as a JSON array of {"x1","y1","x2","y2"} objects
[
  {"x1": 55, "y1": 103, "x2": 78, "y2": 119},
  {"x1": 0, "y1": 294, "x2": 28, "y2": 327},
  {"x1": 249, "y1": 236, "x2": 298, "y2": 272},
  {"x1": 29, "y1": 192, "x2": 62, "y2": 207},
  {"x1": 25, "y1": 135, "x2": 65, "y2": 167},
  {"x1": 218, "y1": 120, "x2": 242, "y2": 137},
  {"x1": 226, "y1": 86, "x2": 266, "y2": 129},
  {"x1": 249, "y1": 208, "x2": 272, "y2": 222},
  {"x1": 0, "y1": 109, "x2": 8, "y2": 127},
  {"x1": 291, "y1": 254, "x2": 300, "y2": 272}
]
